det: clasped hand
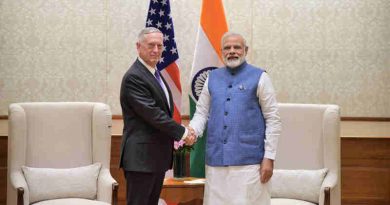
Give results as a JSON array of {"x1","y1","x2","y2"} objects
[{"x1": 184, "y1": 126, "x2": 197, "y2": 146}]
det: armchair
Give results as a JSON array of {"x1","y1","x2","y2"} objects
[
  {"x1": 7, "y1": 102, "x2": 118, "y2": 205},
  {"x1": 271, "y1": 103, "x2": 340, "y2": 205}
]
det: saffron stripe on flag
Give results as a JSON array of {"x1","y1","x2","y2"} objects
[{"x1": 200, "y1": 0, "x2": 228, "y2": 62}]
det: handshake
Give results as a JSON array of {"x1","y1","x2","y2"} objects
[{"x1": 183, "y1": 126, "x2": 197, "y2": 146}]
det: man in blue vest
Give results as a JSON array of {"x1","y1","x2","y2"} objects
[{"x1": 189, "y1": 32, "x2": 282, "y2": 204}]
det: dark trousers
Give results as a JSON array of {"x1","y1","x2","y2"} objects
[{"x1": 124, "y1": 170, "x2": 165, "y2": 205}]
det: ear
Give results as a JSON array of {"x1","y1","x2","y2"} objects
[
  {"x1": 245, "y1": 46, "x2": 249, "y2": 56},
  {"x1": 136, "y1": 42, "x2": 141, "y2": 50}
]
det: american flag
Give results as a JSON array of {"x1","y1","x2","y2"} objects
[{"x1": 146, "y1": 0, "x2": 182, "y2": 123}]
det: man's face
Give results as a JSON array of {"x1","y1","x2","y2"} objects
[
  {"x1": 222, "y1": 35, "x2": 248, "y2": 68},
  {"x1": 137, "y1": 32, "x2": 164, "y2": 67}
]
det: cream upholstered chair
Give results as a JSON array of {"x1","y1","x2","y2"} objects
[
  {"x1": 270, "y1": 103, "x2": 340, "y2": 205},
  {"x1": 7, "y1": 102, "x2": 118, "y2": 205}
]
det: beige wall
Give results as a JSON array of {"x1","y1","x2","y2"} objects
[{"x1": 0, "y1": 0, "x2": 389, "y2": 117}]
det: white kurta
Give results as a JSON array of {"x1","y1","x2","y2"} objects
[
  {"x1": 204, "y1": 165, "x2": 271, "y2": 205},
  {"x1": 190, "y1": 71, "x2": 282, "y2": 205}
]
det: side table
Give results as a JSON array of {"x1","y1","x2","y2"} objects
[{"x1": 160, "y1": 177, "x2": 205, "y2": 205}]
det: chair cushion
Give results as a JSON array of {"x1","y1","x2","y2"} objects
[
  {"x1": 271, "y1": 198, "x2": 317, "y2": 205},
  {"x1": 22, "y1": 163, "x2": 101, "y2": 203},
  {"x1": 271, "y1": 168, "x2": 328, "y2": 203},
  {"x1": 32, "y1": 198, "x2": 110, "y2": 205}
]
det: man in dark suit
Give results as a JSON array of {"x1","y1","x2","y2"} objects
[{"x1": 119, "y1": 27, "x2": 195, "y2": 205}]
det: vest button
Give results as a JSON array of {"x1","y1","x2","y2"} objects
[
  {"x1": 224, "y1": 125, "x2": 227, "y2": 129},
  {"x1": 224, "y1": 112, "x2": 228, "y2": 116},
  {"x1": 223, "y1": 139, "x2": 227, "y2": 144},
  {"x1": 228, "y1": 85, "x2": 232, "y2": 88}
]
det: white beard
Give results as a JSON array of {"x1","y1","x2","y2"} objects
[{"x1": 225, "y1": 58, "x2": 244, "y2": 68}]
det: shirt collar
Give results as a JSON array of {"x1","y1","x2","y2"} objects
[{"x1": 138, "y1": 56, "x2": 157, "y2": 75}]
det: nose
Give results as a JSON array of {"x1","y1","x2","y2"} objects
[
  {"x1": 152, "y1": 45, "x2": 159, "y2": 52},
  {"x1": 228, "y1": 47, "x2": 236, "y2": 54}
]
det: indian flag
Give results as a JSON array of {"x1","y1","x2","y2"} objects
[{"x1": 189, "y1": 0, "x2": 228, "y2": 177}]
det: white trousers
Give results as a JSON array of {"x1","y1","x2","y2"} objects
[{"x1": 203, "y1": 164, "x2": 271, "y2": 205}]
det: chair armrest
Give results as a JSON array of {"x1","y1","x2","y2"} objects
[
  {"x1": 9, "y1": 171, "x2": 29, "y2": 205},
  {"x1": 97, "y1": 168, "x2": 118, "y2": 204},
  {"x1": 319, "y1": 172, "x2": 340, "y2": 205}
]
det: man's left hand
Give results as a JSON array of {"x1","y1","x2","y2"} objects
[{"x1": 260, "y1": 158, "x2": 274, "y2": 183}]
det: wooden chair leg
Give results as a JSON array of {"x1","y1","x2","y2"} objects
[
  {"x1": 112, "y1": 182, "x2": 119, "y2": 205},
  {"x1": 17, "y1": 187, "x2": 24, "y2": 205},
  {"x1": 324, "y1": 187, "x2": 330, "y2": 205}
]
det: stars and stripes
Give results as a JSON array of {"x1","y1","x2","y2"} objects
[{"x1": 146, "y1": 0, "x2": 182, "y2": 123}]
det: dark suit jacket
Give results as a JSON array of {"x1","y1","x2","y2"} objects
[{"x1": 119, "y1": 59, "x2": 185, "y2": 173}]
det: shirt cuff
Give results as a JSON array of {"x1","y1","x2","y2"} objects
[
  {"x1": 180, "y1": 126, "x2": 188, "y2": 141},
  {"x1": 264, "y1": 151, "x2": 276, "y2": 160}
]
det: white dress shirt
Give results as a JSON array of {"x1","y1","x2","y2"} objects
[{"x1": 189, "y1": 72, "x2": 281, "y2": 160}]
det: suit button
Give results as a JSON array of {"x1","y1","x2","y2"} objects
[
  {"x1": 224, "y1": 125, "x2": 227, "y2": 129},
  {"x1": 223, "y1": 139, "x2": 227, "y2": 144},
  {"x1": 227, "y1": 98, "x2": 230, "y2": 101},
  {"x1": 228, "y1": 85, "x2": 232, "y2": 88},
  {"x1": 225, "y1": 112, "x2": 228, "y2": 116}
]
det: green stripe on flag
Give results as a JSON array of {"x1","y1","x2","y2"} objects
[{"x1": 189, "y1": 96, "x2": 206, "y2": 177}]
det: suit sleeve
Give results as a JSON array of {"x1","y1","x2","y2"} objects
[{"x1": 124, "y1": 74, "x2": 185, "y2": 141}]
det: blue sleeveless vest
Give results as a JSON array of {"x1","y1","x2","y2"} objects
[{"x1": 206, "y1": 62, "x2": 266, "y2": 166}]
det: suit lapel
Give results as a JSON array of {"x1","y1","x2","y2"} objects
[{"x1": 135, "y1": 60, "x2": 171, "y2": 115}]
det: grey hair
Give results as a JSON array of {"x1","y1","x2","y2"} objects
[
  {"x1": 138, "y1": 27, "x2": 162, "y2": 42},
  {"x1": 221, "y1": 31, "x2": 247, "y2": 48}
]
